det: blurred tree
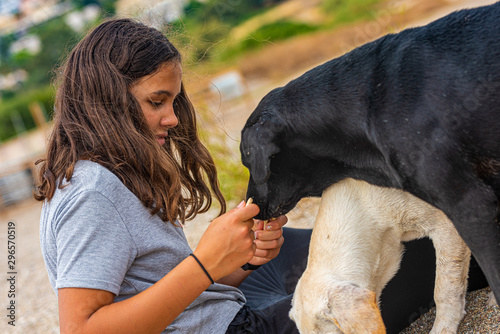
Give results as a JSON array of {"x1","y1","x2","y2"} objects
[
  {"x1": 0, "y1": 85, "x2": 53, "y2": 140},
  {"x1": 70, "y1": 0, "x2": 117, "y2": 15},
  {"x1": 184, "y1": 0, "x2": 286, "y2": 26},
  {"x1": 0, "y1": 16, "x2": 78, "y2": 140},
  {"x1": 24, "y1": 16, "x2": 79, "y2": 87},
  {"x1": 0, "y1": 33, "x2": 16, "y2": 72},
  {"x1": 174, "y1": 0, "x2": 288, "y2": 64},
  {"x1": 239, "y1": 20, "x2": 318, "y2": 50},
  {"x1": 0, "y1": 90, "x2": 16, "y2": 100},
  {"x1": 10, "y1": 49, "x2": 33, "y2": 68},
  {"x1": 322, "y1": 0, "x2": 381, "y2": 26}
]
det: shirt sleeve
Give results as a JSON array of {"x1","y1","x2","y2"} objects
[{"x1": 54, "y1": 190, "x2": 137, "y2": 295}]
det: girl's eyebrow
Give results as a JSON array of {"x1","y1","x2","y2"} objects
[{"x1": 150, "y1": 90, "x2": 180, "y2": 98}]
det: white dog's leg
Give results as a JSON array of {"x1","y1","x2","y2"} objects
[
  {"x1": 322, "y1": 283, "x2": 386, "y2": 334},
  {"x1": 429, "y1": 215, "x2": 471, "y2": 334}
]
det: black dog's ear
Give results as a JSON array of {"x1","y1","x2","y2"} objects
[{"x1": 241, "y1": 115, "x2": 283, "y2": 185}]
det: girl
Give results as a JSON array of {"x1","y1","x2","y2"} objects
[{"x1": 35, "y1": 18, "x2": 304, "y2": 333}]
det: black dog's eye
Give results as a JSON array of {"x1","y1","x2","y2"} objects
[{"x1": 269, "y1": 154, "x2": 282, "y2": 175}]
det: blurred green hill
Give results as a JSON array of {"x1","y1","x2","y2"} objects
[{"x1": 0, "y1": 0, "x2": 384, "y2": 142}]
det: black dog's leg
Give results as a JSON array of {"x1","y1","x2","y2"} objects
[{"x1": 437, "y1": 183, "x2": 500, "y2": 303}]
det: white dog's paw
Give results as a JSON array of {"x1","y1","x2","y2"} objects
[
  {"x1": 487, "y1": 291, "x2": 498, "y2": 307},
  {"x1": 429, "y1": 328, "x2": 456, "y2": 334}
]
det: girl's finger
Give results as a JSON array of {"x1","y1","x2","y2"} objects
[
  {"x1": 254, "y1": 236, "x2": 284, "y2": 250},
  {"x1": 252, "y1": 220, "x2": 264, "y2": 232},
  {"x1": 263, "y1": 215, "x2": 288, "y2": 230},
  {"x1": 255, "y1": 229, "x2": 282, "y2": 241}
]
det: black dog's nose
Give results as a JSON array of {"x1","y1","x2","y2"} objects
[{"x1": 246, "y1": 183, "x2": 273, "y2": 220}]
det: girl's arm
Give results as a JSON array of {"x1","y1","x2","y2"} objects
[{"x1": 58, "y1": 203, "x2": 259, "y2": 334}]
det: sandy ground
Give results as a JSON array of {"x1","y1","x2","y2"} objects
[
  {"x1": 0, "y1": 194, "x2": 498, "y2": 333},
  {"x1": 0, "y1": 199, "x2": 59, "y2": 333}
]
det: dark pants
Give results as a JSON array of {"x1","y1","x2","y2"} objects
[{"x1": 227, "y1": 228, "x2": 488, "y2": 334}]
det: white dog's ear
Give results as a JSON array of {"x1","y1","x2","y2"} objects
[{"x1": 320, "y1": 284, "x2": 386, "y2": 334}]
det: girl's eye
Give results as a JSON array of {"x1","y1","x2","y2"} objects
[{"x1": 150, "y1": 101, "x2": 163, "y2": 108}]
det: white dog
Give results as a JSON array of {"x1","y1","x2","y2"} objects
[{"x1": 289, "y1": 178, "x2": 470, "y2": 334}]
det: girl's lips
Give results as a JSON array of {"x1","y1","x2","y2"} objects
[{"x1": 156, "y1": 134, "x2": 167, "y2": 145}]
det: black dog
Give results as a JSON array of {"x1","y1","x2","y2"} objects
[{"x1": 240, "y1": 2, "x2": 500, "y2": 304}]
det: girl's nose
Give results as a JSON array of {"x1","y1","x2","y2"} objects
[{"x1": 161, "y1": 105, "x2": 178, "y2": 128}]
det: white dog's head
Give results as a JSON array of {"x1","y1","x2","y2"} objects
[{"x1": 290, "y1": 275, "x2": 386, "y2": 334}]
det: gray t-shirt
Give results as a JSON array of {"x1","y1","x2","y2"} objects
[{"x1": 40, "y1": 160, "x2": 245, "y2": 333}]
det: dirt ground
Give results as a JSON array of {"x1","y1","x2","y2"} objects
[
  {"x1": 0, "y1": 199, "x2": 58, "y2": 333},
  {"x1": 0, "y1": 0, "x2": 499, "y2": 332}
]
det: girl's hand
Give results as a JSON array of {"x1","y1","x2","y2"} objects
[
  {"x1": 248, "y1": 215, "x2": 287, "y2": 266},
  {"x1": 193, "y1": 201, "x2": 260, "y2": 281}
]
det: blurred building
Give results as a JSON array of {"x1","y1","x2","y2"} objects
[
  {"x1": 10, "y1": 34, "x2": 40, "y2": 53},
  {"x1": 0, "y1": 0, "x2": 21, "y2": 32},
  {"x1": 0, "y1": 0, "x2": 20, "y2": 16},
  {"x1": 117, "y1": 0, "x2": 186, "y2": 26},
  {"x1": 0, "y1": 0, "x2": 71, "y2": 35},
  {"x1": 64, "y1": 4, "x2": 100, "y2": 32},
  {"x1": 0, "y1": 69, "x2": 27, "y2": 90},
  {"x1": 19, "y1": 0, "x2": 58, "y2": 17}
]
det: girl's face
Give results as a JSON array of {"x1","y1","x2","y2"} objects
[{"x1": 130, "y1": 62, "x2": 182, "y2": 145}]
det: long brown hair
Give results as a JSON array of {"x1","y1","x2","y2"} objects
[{"x1": 34, "y1": 18, "x2": 226, "y2": 223}]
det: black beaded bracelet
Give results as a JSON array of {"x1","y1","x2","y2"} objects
[
  {"x1": 241, "y1": 263, "x2": 262, "y2": 271},
  {"x1": 189, "y1": 253, "x2": 214, "y2": 284}
]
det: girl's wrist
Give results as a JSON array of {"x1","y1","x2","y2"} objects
[{"x1": 189, "y1": 253, "x2": 214, "y2": 284}]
